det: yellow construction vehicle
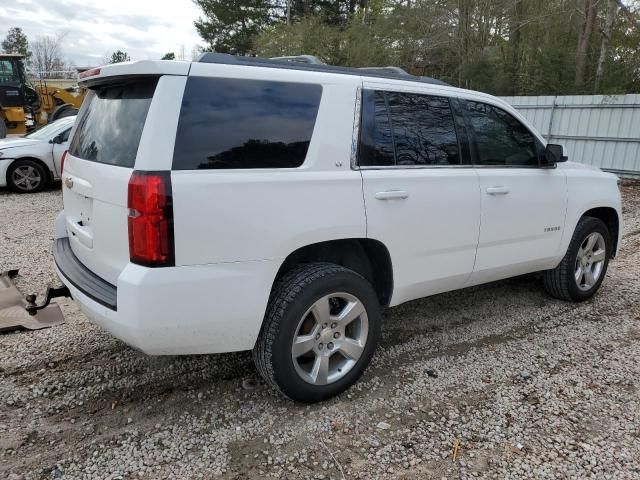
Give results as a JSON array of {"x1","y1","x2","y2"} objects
[{"x1": 0, "y1": 53, "x2": 85, "y2": 138}]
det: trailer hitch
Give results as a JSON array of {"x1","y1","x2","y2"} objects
[{"x1": 25, "y1": 285, "x2": 71, "y2": 316}]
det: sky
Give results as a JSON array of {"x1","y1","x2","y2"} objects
[{"x1": 0, "y1": 0, "x2": 204, "y2": 66}]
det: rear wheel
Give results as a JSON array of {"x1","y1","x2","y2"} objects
[
  {"x1": 543, "y1": 216, "x2": 611, "y2": 301},
  {"x1": 7, "y1": 159, "x2": 48, "y2": 193},
  {"x1": 253, "y1": 263, "x2": 381, "y2": 403}
]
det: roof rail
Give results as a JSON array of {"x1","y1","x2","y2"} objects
[
  {"x1": 196, "y1": 53, "x2": 450, "y2": 87},
  {"x1": 270, "y1": 55, "x2": 326, "y2": 65},
  {"x1": 358, "y1": 66, "x2": 409, "y2": 76}
]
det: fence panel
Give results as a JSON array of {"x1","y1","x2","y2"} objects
[{"x1": 501, "y1": 94, "x2": 640, "y2": 178}]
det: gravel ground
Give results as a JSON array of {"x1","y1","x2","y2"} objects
[{"x1": 1, "y1": 182, "x2": 639, "y2": 480}]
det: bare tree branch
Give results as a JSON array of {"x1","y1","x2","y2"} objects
[{"x1": 30, "y1": 32, "x2": 68, "y2": 77}]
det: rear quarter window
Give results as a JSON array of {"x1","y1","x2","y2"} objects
[
  {"x1": 69, "y1": 79, "x2": 158, "y2": 168},
  {"x1": 172, "y1": 77, "x2": 322, "y2": 170}
]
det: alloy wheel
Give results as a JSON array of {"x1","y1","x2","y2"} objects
[
  {"x1": 291, "y1": 292, "x2": 369, "y2": 385},
  {"x1": 574, "y1": 232, "x2": 606, "y2": 291},
  {"x1": 11, "y1": 165, "x2": 42, "y2": 191}
]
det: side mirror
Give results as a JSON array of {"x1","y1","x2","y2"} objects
[
  {"x1": 541, "y1": 143, "x2": 567, "y2": 167},
  {"x1": 50, "y1": 134, "x2": 62, "y2": 145}
]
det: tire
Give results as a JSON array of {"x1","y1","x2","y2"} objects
[
  {"x1": 543, "y1": 216, "x2": 611, "y2": 302},
  {"x1": 49, "y1": 105, "x2": 78, "y2": 122},
  {"x1": 7, "y1": 159, "x2": 48, "y2": 193},
  {"x1": 253, "y1": 262, "x2": 381, "y2": 403},
  {"x1": 57, "y1": 108, "x2": 78, "y2": 119}
]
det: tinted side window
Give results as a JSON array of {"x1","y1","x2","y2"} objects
[
  {"x1": 173, "y1": 77, "x2": 322, "y2": 170},
  {"x1": 359, "y1": 90, "x2": 460, "y2": 167},
  {"x1": 386, "y1": 92, "x2": 460, "y2": 166},
  {"x1": 69, "y1": 79, "x2": 157, "y2": 168},
  {"x1": 464, "y1": 100, "x2": 540, "y2": 167},
  {"x1": 359, "y1": 90, "x2": 395, "y2": 166}
]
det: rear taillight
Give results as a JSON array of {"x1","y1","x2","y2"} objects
[
  {"x1": 60, "y1": 150, "x2": 67, "y2": 175},
  {"x1": 127, "y1": 171, "x2": 174, "y2": 267}
]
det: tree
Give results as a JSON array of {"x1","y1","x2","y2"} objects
[
  {"x1": 31, "y1": 33, "x2": 67, "y2": 76},
  {"x1": 594, "y1": 0, "x2": 619, "y2": 92},
  {"x1": 193, "y1": 0, "x2": 273, "y2": 55},
  {"x1": 161, "y1": 52, "x2": 176, "y2": 60},
  {"x1": 108, "y1": 50, "x2": 131, "y2": 63},
  {"x1": 2, "y1": 27, "x2": 30, "y2": 58},
  {"x1": 233, "y1": 0, "x2": 640, "y2": 94},
  {"x1": 575, "y1": 0, "x2": 598, "y2": 90}
]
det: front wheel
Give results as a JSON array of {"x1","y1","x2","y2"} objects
[
  {"x1": 543, "y1": 216, "x2": 611, "y2": 302},
  {"x1": 253, "y1": 263, "x2": 381, "y2": 403},
  {"x1": 7, "y1": 159, "x2": 48, "y2": 193}
]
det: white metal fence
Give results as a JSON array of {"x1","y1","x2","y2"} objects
[{"x1": 501, "y1": 94, "x2": 640, "y2": 178}]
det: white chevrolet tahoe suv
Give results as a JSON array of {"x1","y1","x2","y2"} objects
[{"x1": 51, "y1": 54, "x2": 622, "y2": 403}]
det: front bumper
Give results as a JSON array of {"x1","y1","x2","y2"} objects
[{"x1": 0, "y1": 159, "x2": 15, "y2": 188}]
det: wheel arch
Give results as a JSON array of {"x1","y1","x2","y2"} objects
[
  {"x1": 581, "y1": 206, "x2": 620, "y2": 258},
  {"x1": 274, "y1": 238, "x2": 394, "y2": 306}
]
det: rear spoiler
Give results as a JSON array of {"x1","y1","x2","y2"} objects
[{"x1": 78, "y1": 60, "x2": 190, "y2": 88}]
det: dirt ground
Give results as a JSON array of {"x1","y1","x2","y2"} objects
[{"x1": 1, "y1": 181, "x2": 639, "y2": 480}]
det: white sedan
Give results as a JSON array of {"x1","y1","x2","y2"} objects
[{"x1": 0, "y1": 116, "x2": 76, "y2": 193}]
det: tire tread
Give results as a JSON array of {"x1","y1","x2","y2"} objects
[
  {"x1": 543, "y1": 216, "x2": 609, "y2": 301},
  {"x1": 253, "y1": 262, "x2": 364, "y2": 398},
  {"x1": 7, "y1": 159, "x2": 48, "y2": 193}
]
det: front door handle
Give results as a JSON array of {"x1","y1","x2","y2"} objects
[
  {"x1": 375, "y1": 190, "x2": 410, "y2": 200},
  {"x1": 486, "y1": 186, "x2": 510, "y2": 195}
]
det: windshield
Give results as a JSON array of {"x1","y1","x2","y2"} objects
[{"x1": 24, "y1": 120, "x2": 73, "y2": 140}]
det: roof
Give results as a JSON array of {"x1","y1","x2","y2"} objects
[
  {"x1": 0, "y1": 53, "x2": 25, "y2": 59},
  {"x1": 78, "y1": 60, "x2": 191, "y2": 86},
  {"x1": 197, "y1": 53, "x2": 451, "y2": 87}
]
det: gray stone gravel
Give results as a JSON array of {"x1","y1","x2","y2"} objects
[{"x1": 1, "y1": 182, "x2": 639, "y2": 479}]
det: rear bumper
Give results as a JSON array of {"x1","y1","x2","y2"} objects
[
  {"x1": 54, "y1": 238, "x2": 117, "y2": 310},
  {"x1": 54, "y1": 212, "x2": 279, "y2": 355}
]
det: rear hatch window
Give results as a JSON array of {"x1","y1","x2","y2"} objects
[{"x1": 69, "y1": 78, "x2": 158, "y2": 167}]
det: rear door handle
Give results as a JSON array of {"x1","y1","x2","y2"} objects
[
  {"x1": 375, "y1": 190, "x2": 410, "y2": 200},
  {"x1": 486, "y1": 186, "x2": 510, "y2": 195}
]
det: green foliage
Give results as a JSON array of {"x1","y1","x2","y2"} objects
[
  {"x1": 195, "y1": 0, "x2": 640, "y2": 94},
  {"x1": 2, "y1": 27, "x2": 30, "y2": 58},
  {"x1": 161, "y1": 52, "x2": 176, "y2": 60},
  {"x1": 193, "y1": 0, "x2": 273, "y2": 55},
  {"x1": 603, "y1": 9, "x2": 640, "y2": 93},
  {"x1": 255, "y1": 14, "x2": 399, "y2": 66},
  {"x1": 109, "y1": 50, "x2": 131, "y2": 63}
]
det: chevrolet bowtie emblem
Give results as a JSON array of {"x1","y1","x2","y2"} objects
[{"x1": 64, "y1": 176, "x2": 74, "y2": 189}]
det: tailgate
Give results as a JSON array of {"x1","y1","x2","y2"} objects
[{"x1": 62, "y1": 78, "x2": 158, "y2": 285}]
